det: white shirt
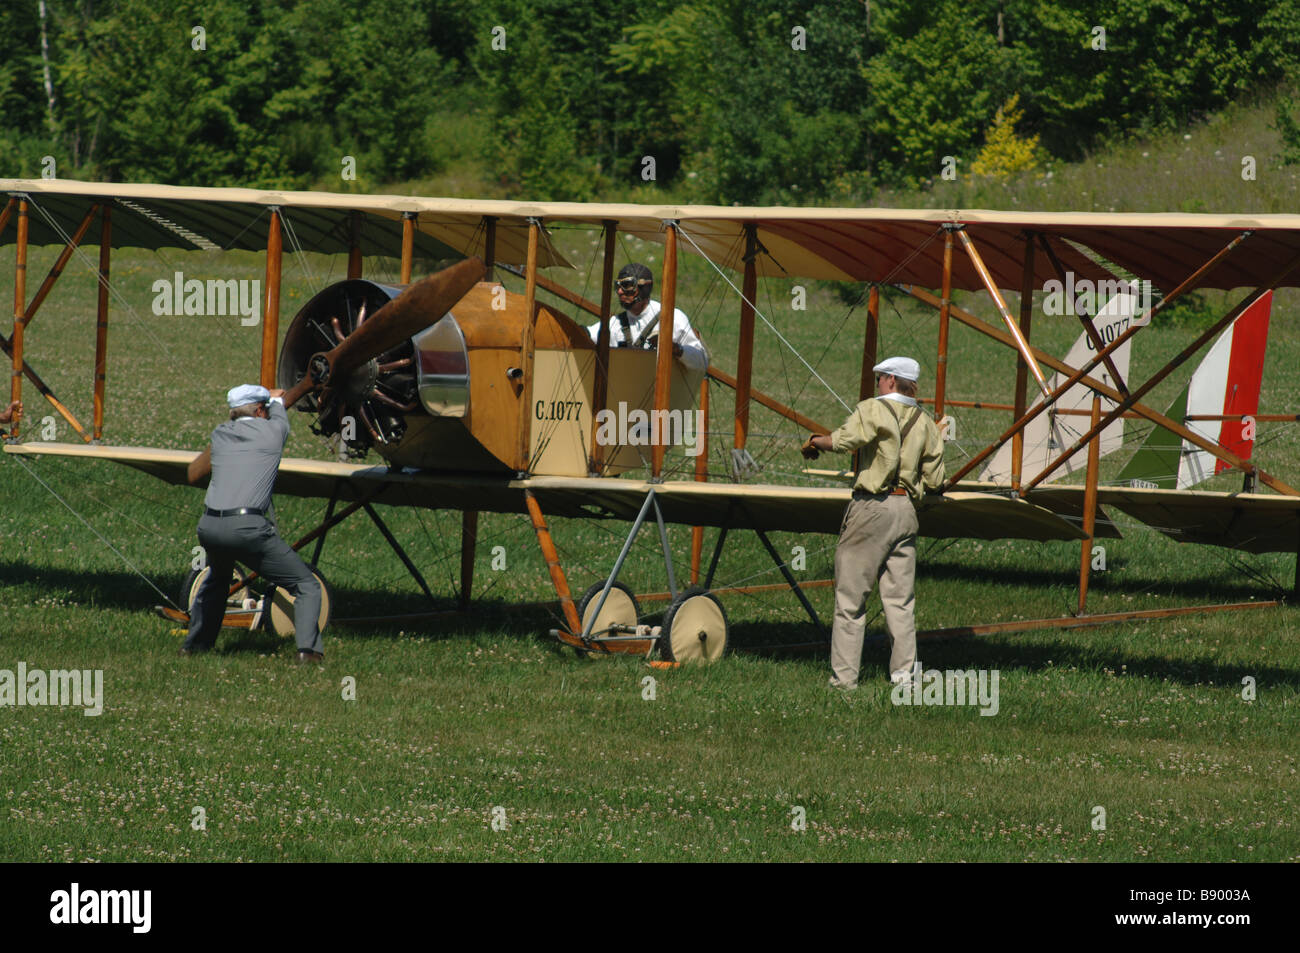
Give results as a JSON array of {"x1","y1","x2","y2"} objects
[{"x1": 586, "y1": 299, "x2": 709, "y2": 373}]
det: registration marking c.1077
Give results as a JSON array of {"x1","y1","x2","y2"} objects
[{"x1": 535, "y1": 400, "x2": 584, "y2": 421}]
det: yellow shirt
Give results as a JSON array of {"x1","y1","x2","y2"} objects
[{"x1": 829, "y1": 396, "x2": 945, "y2": 501}]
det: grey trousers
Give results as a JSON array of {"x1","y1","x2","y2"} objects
[
  {"x1": 829, "y1": 493, "x2": 919, "y2": 688},
  {"x1": 184, "y1": 513, "x2": 322, "y2": 654}
]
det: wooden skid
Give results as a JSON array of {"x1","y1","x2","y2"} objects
[
  {"x1": 154, "y1": 605, "x2": 259, "y2": 629},
  {"x1": 551, "y1": 627, "x2": 656, "y2": 656},
  {"x1": 916, "y1": 600, "x2": 1281, "y2": 641}
]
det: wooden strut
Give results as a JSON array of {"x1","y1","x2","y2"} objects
[
  {"x1": 853, "y1": 285, "x2": 880, "y2": 475},
  {"x1": 916, "y1": 600, "x2": 1281, "y2": 641},
  {"x1": 1011, "y1": 236, "x2": 1035, "y2": 490},
  {"x1": 93, "y1": 205, "x2": 111, "y2": 440},
  {"x1": 956, "y1": 228, "x2": 1049, "y2": 397},
  {"x1": 506, "y1": 263, "x2": 602, "y2": 316},
  {"x1": 24, "y1": 203, "x2": 99, "y2": 329},
  {"x1": 0, "y1": 332, "x2": 91, "y2": 442},
  {"x1": 590, "y1": 220, "x2": 616, "y2": 474},
  {"x1": 1077, "y1": 395, "x2": 1101, "y2": 615},
  {"x1": 935, "y1": 228, "x2": 953, "y2": 420},
  {"x1": 0, "y1": 198, "x2": 95, "y2": 442},
  {"x1": 517, "y1": 219, "x2": 541, "y2": 472},
  {"x1": 9, "y1": 197, "x2": 27, "y2": 438},
  {"x1": 734, "y1": 224, "x2": 759, "y2": 452},
  {"x1": 311, "y1": 489, "x2": 339, "y2": 566},
  {"x1": 744, "y1": 599, "x2": 1285, "y2": 652},
  {"x1": 919, "y1": 397, "x2": 1150, "y2": 418},
  {"x1": 260, "y1": 208, "x2": 282, "y2": 389},
  {"x1": 523, "y1": 489, "x2": 583, "y2": 636},
  {"x1": 400, "y1": 211, "x2": 415, "y2": 285},
  {"x1": 859, "y1": 286, "x2": 879, "y2": 402},
  {"x1": 347, "y1": 211, "x2": 363, "y2": 280},
  {"x1": 651, "y1": 221, "x2": 679, "y2": 478},
  {"x1": 707, "y1": 365, "x2": 830, "y2": 435},
  {"x1": 482, "y1": 215, "x2": 497, "y2": 282},
  {"x1": 1036, "y1": 233, "x2": 1130, "y2": 397},
  {"x1": 1023, "y1": 254, "x2": 1300, "y2": 495},
  {"x1": 459, "y1": 510, "x2": 478, "y2": 611},
  {"x1": 942, "y1": 229, "x2": 1252, "y2": 486},
  {"x1": 900, "y1": 231, "x2": 1257, "y2": 490},
  {"x1": 690, "y1": 376, "x2": 709, "y2": 583}
]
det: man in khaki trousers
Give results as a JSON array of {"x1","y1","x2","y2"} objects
[{"x1": 801, "y1": 357, "x2": 945, "y2": 690}]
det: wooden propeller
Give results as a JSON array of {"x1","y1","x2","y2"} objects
[{"x1": 187, "y1": 257, "x2": 485, "y2": 484}]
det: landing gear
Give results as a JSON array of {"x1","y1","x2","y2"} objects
[
  {"x1": 175, "y1": 562, "x2": 331, "y2": 637},
  {"x1": 576, "y1": 581, "x2": 641, "y2": 639},
  {"x1": 180, "y1": 564, "x2": 254, "y2": 617},
  {"x1": 660, "y1": 588, "x2": 729, "y2": 662},
  {"x1": 266, "y1": 566, "x2": 334, "y2": 639}
]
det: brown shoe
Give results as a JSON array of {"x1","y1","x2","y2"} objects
[{"x1": 295, "y1": 651, "x2": 324, "y2": 664}]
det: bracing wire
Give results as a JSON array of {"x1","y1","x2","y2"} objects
[{"x1": 9, "y1": 452, "x2": 180, "y2": 608}]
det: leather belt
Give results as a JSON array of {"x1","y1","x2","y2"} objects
[
  {"x1": 852, "y1": 487, "x2": 910, "y2": 500},
  {"x1": 205, "y1": 506, "x2": 265, "y2": 517}
]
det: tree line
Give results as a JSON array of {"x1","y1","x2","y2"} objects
[{"x1": 3, "y1": 0, "x2": 1297, "y2": 203}]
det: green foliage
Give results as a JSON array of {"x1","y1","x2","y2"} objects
[
  {"x1": 971, "y1": 93, "x2": 1045, "y2": 178},
  {"x1": 1272, "y1": 95, "x2": 1300, "y2": 167},
  {"x1": 1155, "y1": 290, "x2": 1224, "y2": 330},
  {"x1": 865, "y1": 0, "x2": 1019, "y2": 186},
  {"x1": 1, "y1": 0, "x2": 1299, "y2": 199},
  {"x1": 7, "y1": 0, "x2": 454, "y2": 188}
]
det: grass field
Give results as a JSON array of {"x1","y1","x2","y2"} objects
[{"x1": 3, "y1": 124, "x2": 1300, "y2": 860}]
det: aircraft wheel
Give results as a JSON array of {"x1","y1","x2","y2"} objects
[
  {"x1": 660, "y1": 588, "x2": 728, "y2": 662},
  {"x1": 266, "y1": 566, "x2": 333, "y2": 639},
  {"x1": 575, "y1": 581, "x2": 641, "y2": 645},
  {"x1": 180, "y1": 564, "x2": 252, "y2": 616}
]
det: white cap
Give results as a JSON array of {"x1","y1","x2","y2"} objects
[
  {"x1": 226, "y1": 384, "x2": 271, "y2": 408},
  {"x1": 872, "y1": 356, "x2": 920, "y2": 382}
]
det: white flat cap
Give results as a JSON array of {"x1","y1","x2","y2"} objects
[
  {"x1": 227, "y1": 384, "x2": 271, "y2": 408},
  {"x1": 873, "y1": 356, "x2": 920, "y2": 382}
]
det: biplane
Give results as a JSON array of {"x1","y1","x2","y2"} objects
[{"x1": 4, "y1": 178, "x2": 1300, "y2": 659}]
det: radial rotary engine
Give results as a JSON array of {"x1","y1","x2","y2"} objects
[{"x1": 277, "y1": 279, "x2": 463, "y2": 461}]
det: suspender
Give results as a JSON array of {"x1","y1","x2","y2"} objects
[
  {"x1": 633, "y1": 313, "x2": 659, "y2": 348},
  {"x1": 880, "y1": 399, "x2": 923, "y2": 490},
  {"x1": 617, "y1": 308, "x2": 660, "y2": 349}
]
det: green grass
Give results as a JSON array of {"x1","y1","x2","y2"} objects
[
  {"x1": 1, "y1": 588, "x2": 1295, "y2": 861},
  {"x1": 3, "y1": 107, "x2": 1300, "y2": 862}
]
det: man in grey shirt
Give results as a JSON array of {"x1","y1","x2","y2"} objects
[{"x1": 181, "y1": 384, "x2": 324, "y2": 662}]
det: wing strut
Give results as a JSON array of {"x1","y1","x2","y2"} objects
[{"x1": 754, "y1": 529, "x2": 828, "y2": 638}]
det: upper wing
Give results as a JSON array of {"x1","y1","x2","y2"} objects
[{"x1": 10, "y1": 179, "x2": 1300, "y2": 290}]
